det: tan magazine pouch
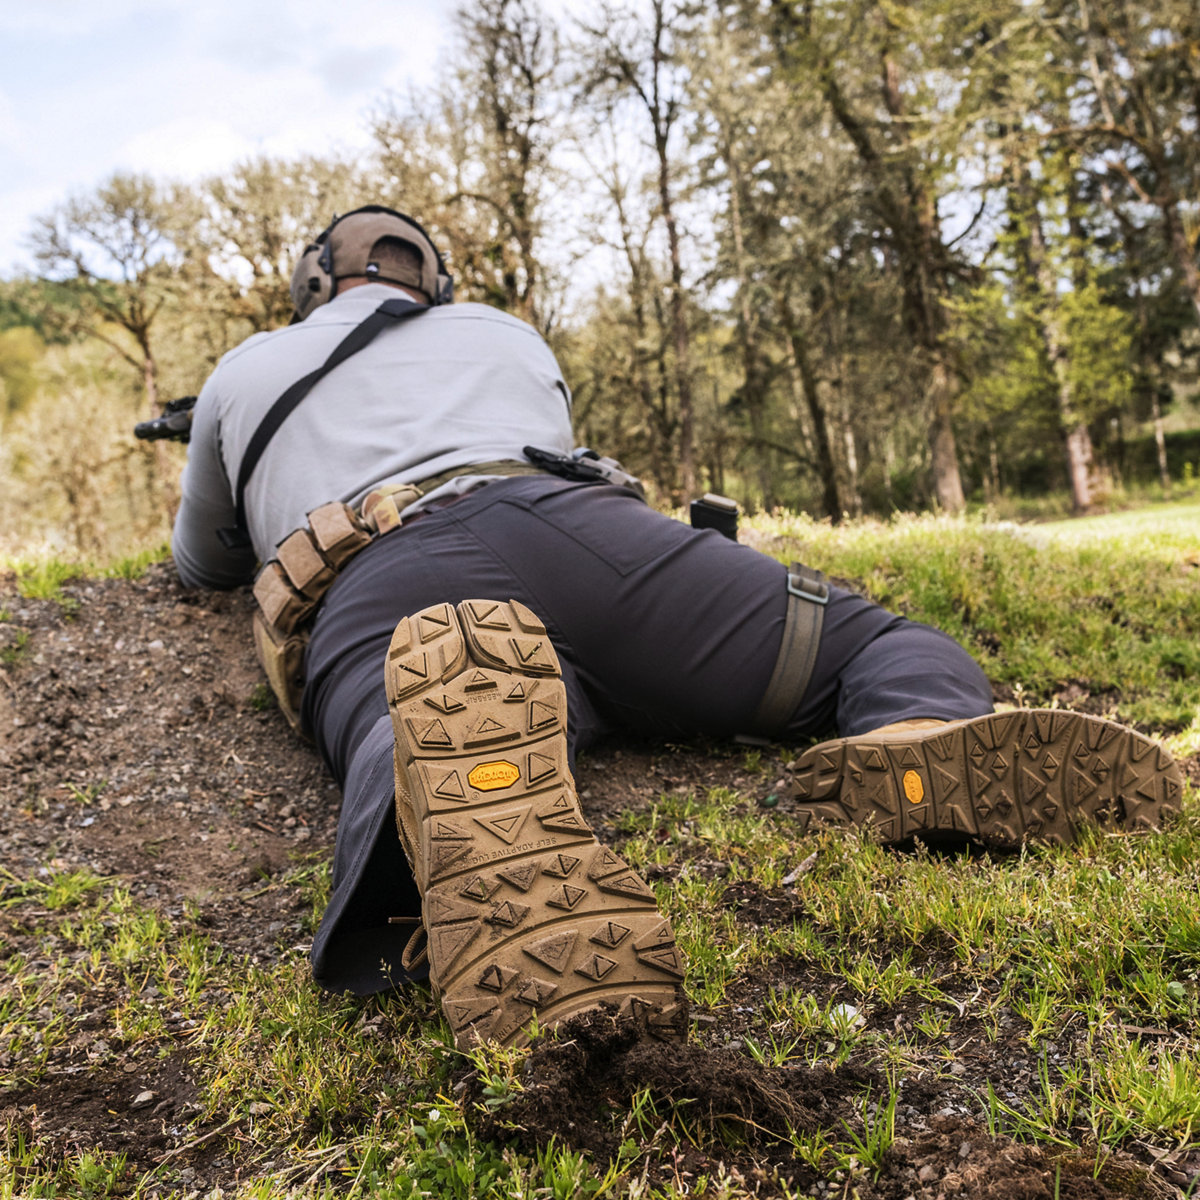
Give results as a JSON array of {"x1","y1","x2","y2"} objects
[
  {"x1": 252, "y1": 611, "x2": 308, "y2": 732},
  {"x1": 250, "y1": 501, "x2": 373, "y2": 732},
  {"x1": 249, "y1": 494, "x2": 423, "y2": 732}
]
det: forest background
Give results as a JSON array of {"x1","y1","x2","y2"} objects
[{"x1": 1, "y1": 0, "x2": 1199, "y2": 565}]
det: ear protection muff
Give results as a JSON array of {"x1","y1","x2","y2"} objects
[{"x1": 290, "y1": 205, "x2": 454, "y2": 321}]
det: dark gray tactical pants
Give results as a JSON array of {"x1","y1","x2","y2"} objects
[{"x1": 302, "y1": 476, "x2": 992, "y2": 994}]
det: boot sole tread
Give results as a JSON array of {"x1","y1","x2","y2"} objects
[
  {"x1": 387, "y1": 599, "x2": 685, "y2": 1047},
  {"x1": 792, "y1": 709, "x2": 1183, "y2": 847}
]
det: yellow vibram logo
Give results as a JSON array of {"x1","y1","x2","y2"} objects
[
  {"x1": 468, "y1": 761, "x2": 520, "y2": 791},
  {"x1": 903, "y1": 770, "x2": 925, "y2": 804}
]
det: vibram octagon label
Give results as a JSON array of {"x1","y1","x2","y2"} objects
[
  {"x1": 902, "y1": 769, "x2": 925, "y2": 804},
  {"x1": 468, "y1": 760, "x2": 521, "y2": 791}
]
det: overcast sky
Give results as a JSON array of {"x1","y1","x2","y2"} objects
[{"x1": 0, "y1": 1, "x2": 457, "y2": 275}]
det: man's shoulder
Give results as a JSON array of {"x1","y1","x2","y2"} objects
[
  {"x1": 428, "y1": 302, "x2": 544, "y2": 336},
  {"x1": 211, "y1": 296, "x2": 546, "y2": 381}
]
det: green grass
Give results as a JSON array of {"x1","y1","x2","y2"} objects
[
  {"x1": 2, "y1": 498, "x2": 1198, "y2": 1197},
  {"x1": 753, "y1": 499, "x2": 1200, "y2": 732},
  {"x1": 2, "y1": 542, "x2": 169, "y2": 604}
]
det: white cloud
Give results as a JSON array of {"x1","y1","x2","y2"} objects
[
  {"x1": 114, "y1": 118, "x2": 259, "y2": 180},
  {"x1": 0, "y1": 89, "x2": 25, "y2": 155},
  {"x1": 0, "y1": 0, "x2": 450, "y2": 275},
  {"x1": 0, "y1": 182, "x2": 69, "y2": 273},
  {"x1": 0, "y1": 0, "x2": 151, "y2": 36}
]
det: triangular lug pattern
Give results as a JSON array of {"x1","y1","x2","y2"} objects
[
  {"x1": 539, "y1": 811, "x2": 592, "y2": 835},
  {"x1": 432, "y1": 819, "x2": 471, "y2": 842},
  {"x1": 543, "y1": 853, "x2": 581, "y2": 878},
  {"x1": 927, "y1": 732, "x2": 958, "y2": 760},
  {"x1": 1020, "y1": 768, "x2": 1048, "y2": 799},
  {"x1": 459, "y1": 875, "x2": 500, "y2": 902},
  {"x1": 860, "y1": 746, "x2": 887, "y2": 771},
  {"x1": 418, "y1": 609, "x2": 453, "y2": 641},
  {"x1": 511, "y1": 636, "x2": 554, "y2": 671},
  {"x1": 1069, "y1": 769, "x2": 1098, "y2": 806},
  {"x1": 413, "y1": 718, "x2": 453, "y2": 749},
  {"x1": 632, "y1": 920, "x2": 674, "y2": 952},
  {"x1": 465, "y1": 714, "x2": 518, "y2": 747},
  {"x1": 430, "y1": 842, "x2": 473, "y2": 874},
  {"x1": 477, "y1": 963, "x2": 519, "y2": 993},
  {"x1": 425, "y1": 891, "x2": 479, "y2": 925},
  {"x1": 523, "y1": 931, "x2": 578, "y2": 973},
  {"x1": 989, "y1": 713, "x2": 1021, "y2": 746},
  {"x1": 486, "y1": 901, "x2": 530, "y2": 928},
  {"x1": 546, "y1": 884, "x2": 588, "y2": 910},
  {"x1": 586, "y1": 847, "x2": 625, "y2": 880},
  {"x1": 394, "y1": 651, "x2": 429, "y2": 680},
  {"x1": 932, "y1": 763, "x2": 961, "y2": 799},
  {"x1": 474, "y1": 806, "x2": 531, "y2": 845},
  {"x1": 1130, "y1": 738, "x2": 1156, "y2": 763},
  {"x1": 526, "y1": 752, "x2": 559, "y2": 785},
  {"x1": 528, "y1": 700, "x2": 559, "y2": 733},
  {"x1": 1084, "y1": 721, "x2": 1120, "y2": 752},
  {"x1": 1136, "y1": 777, "x2": 1160, "y2": 803},
  {"x1": 466, "y1": 601, "x2": 511, "y2": 630},
  {"x1": 575, "y1": 953, "x2": 617, "y2": 981},
  {"x1": 591, "y1": 921, "x2": 632, "y2": 948},
  {"x1": 496, "y1": 863, "x2": 539, "y2": 892},
  {"x1": 431, "y1": 769, "x2": 467, "y2": 801},
  {"x1": 514, "y1": 978, "x2": 558, "y2": 1007},
  {"x1": 443, "y1": 995, "x2": 499, "y2": 1031},
  {"x1": 429, "y1": 920, "x2": 482, "y2": 970},
  {"x1": 598, "y1": 873, "x2": 655, "y2": 901},
  {"x1": 637, "y1": 945, "x2": 685, "y2": 978}
]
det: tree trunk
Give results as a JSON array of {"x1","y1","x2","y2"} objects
[
  {"x1": 1162, "y1": 199, "x2": 1200, "y2": 326},
  {"x1": 779, "y1": 293, "x2": 840, "y2": 521},
  {"x1": 1063, "y1": 423, "x2": 1094, "y2": 512},
  {"x1": 658, "y1": 151, "x2": 696, "y2": 501},
  {"x1": 142, "y1": 349, "x2": 159, "y2": 418},
  {"x1": 726, "y1": 143, "x2": 774, "y2": 509},
  {"x1": 800, "y1": 32, "x2": 967, "y2": 512},
  {"x1": 1151, "y1": 389, "x2": 1170, "y2": 493},
  {"x1": 609, "y1": 170, "x2": 673, "y2": 498},
  {"x1": 928, "y1": 359, "x2": 966, "y2": 513},
  {"x1": 841, "y1": 398, "x2": 862, "y2": 519}
]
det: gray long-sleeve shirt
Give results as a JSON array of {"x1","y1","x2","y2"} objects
[{"x1": 172, "y1": 285, "x2": 574, "y2": 589}]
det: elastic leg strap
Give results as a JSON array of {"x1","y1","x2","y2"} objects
[{"x1": 750, "y1": 563, "x2": 829, "y2": 735}]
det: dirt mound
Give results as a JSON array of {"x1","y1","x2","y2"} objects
[{"x1": 465, "y1": 1011, "x2": 1163, "y2": 1199}]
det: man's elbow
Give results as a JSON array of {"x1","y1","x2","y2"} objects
[{"x1": 171, "y1": 543, "x2": 256, "y2": 591}]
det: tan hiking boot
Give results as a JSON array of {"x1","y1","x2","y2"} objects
[
  {"x1": 790, "y1": 709, "x2": 1184, "y2": 847},
  {"x1": 385, "y1": 599, "x2": 687, "y2": 1048}
]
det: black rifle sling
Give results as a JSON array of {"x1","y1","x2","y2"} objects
[{"x1": 218, "y1": 298, "x2": 430, "y2": 549}]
